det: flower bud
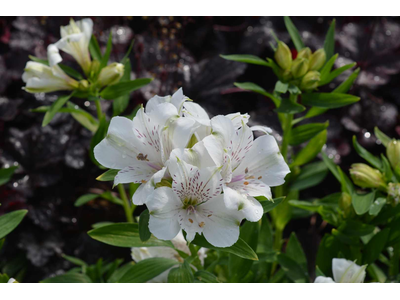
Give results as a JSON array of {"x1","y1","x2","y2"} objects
[
  {"x1": 98, "y1": 63, "x2": 125, "y2": 87},
  {"x1": 90, "y1": 60, "x2": 100, "y2": 78},
  {"x1": 291, "y1": 57, "x2": 309, "y2": 78},
  {"x1": 349, "y1": 163, "x2": 387, "y2": 190},
  {"x1": 339, "y1": 192, "x2": 353, "y2": 217},
  {"x1": 297, "y1": 47, "x2": 312, "y2": 60},
  {"x1": 309, "y1": 49, "x2": 326, "y2": 71},
  {"x1": 388, "y1": 182, "x2": 400, "y2": 205},
  {"x1": 387, "y1": 139, "x2": 400, "y2": 173},
  {"x1": 78, "y1": 79, "x2": 89, "y2": 91},
  {"x1": 274, "y1": 41, "x2": 292, "y2": 70},
  {"x1": 300, "y1": 70, "x2": 320, "y2": 90}
]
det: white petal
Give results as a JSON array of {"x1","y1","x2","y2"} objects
[
  {"x1": 168, "y1": 141, "x2": 215, "y2": 169},
  {"x1": 147, "y1": 187, "x2": 181, "y2": 240},
  {"x1": 132, "y1": 180, "x2": 155, "y2": 205},
  {"x1": 77, "y1": 18, "x2": 93, "y2": 46},
  {"x1": 147, "y1": 102, "x2": 178, "y2": 127},
  {"x1": 7, "y1": 278, "x2": 16, "y2": 283},
  {"x1": 153, "y1": 167, "x2": 167, "y2": 184},
  {"x1": 183, "y1": 102, "x2": 211, "y2": 126},
  {"x1": 131, "y1": 246, "x2": 179, "y2": 262},
  {"x1": 47, "y1": 44, "x2": 63, "y2": 67},
  {"x1": 227, "y1": 178, "x2": 272, "y2": 199},
  {"x1": 226, "y1": 112, "x2": 250, "y2": 129},
  {"x1": 236, "y1": 135, "x2": 290, "y2": 187},
  {"x1": 132, "y1": 108, "x2": 163, "y2": 164},
  {"x1": 314, "y1": 276, "x2": 335, "y2": 283},
  {"x1": 114, "y1": 161, "x2": 158, "y2": 186},
  {"x1": 332, "y1": 258, "x2": 366, "y2": 283},
  {"x1": 210, "y1": 115, "x2": 235, "y2": 146},
  {"x1": 200, "y1": 195, "x2": 242, "y2": 247},
  {"x1": 55, "y1": 33, "x2": 84, "y2": 55},
  {"x1": 170, "y1": 88, "x2": 187, "y2": 114},
  {"x1": 145, "y1": 95, "x2": 171, "y2": 113},
  {"x1": 250, "y1": 125, "x2": 273, "y2": 135},
  {"x1": 229, "y1": 123, "x2": 254, "y2": 170},
  {"x1": 223, "y1": 187, "x2": 263, "y2": 222},
  {"x1": 94, "y1": 117, "x2": 140, "y2": 169}
]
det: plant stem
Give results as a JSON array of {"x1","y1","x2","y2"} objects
[
  {"x1": 95, "y1": 99, "x2": 102, "y2": 120},
  {"x1": 118, "y1": 184, "x2": 134, "y2": 223}
]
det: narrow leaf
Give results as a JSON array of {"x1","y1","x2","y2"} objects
[
  {"x1": 139, "y1": 209, "x2": 151, "y2": 242},
  {"x1": 323, "y1": 19, "x2": 336, "y2": 62},
  {"x1": 374, "y1": 127, "x2": 391, "y2": 147},
  {"x1": 302, "y1": 93, "x2": 360, "y2": 109},
  {"x1": 288, "y1": 122, "x2": 329, "y2": 146},
  {"x1": 0, "y1": 210, "x2": 28, "y2": 239},
  {"x1": 283, "y1": 16, "x2": 305, "y2": 51},
  {"x1": 42, "y1": 93, "x2": 73, "y2": 126},
  {"x1": 101, "y1": 78, "x2": 153, "y2": 100},
  {"x1": 220, "y1": 54, "x2": 270, "y2": 67}
]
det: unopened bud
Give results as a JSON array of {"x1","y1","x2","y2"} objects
[
  {"x1": 274, "y1": 41, "x2": 292, "y2": 70},
  {"x1": 78, "y1": 79, "x2": 89, "y2": 91},
  {"x1": 291, "y1": 57, "x2": 309, "y2": 78},
  {"x1": 300, "y1": 71, "x2": 320, "y2": 90},
  {"x1": 339, "y1": 192, "x2": 353, "y2": 216},
  {"x1": 309, "y1": 49, "x2": 326, "y2": 71},
  {"x1": 349, "y1": 163, "x2": 387, "y2": 190},
  {"x1": 387, "y1": 139, "x2": 400, "y2": 174},
  {"x1": 297, "y1": 47, "x2": 312, "y2": 60},
  {"x1": 89, "y1": 60, "x2": 100, "y2": 78},
  {"x1": 98, "y1": 63, "x2": 125, "y2": 87}
]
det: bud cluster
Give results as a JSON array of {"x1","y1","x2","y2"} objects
[{"x1": 274, "y1": 41, "x2": 326, "y2": 91}]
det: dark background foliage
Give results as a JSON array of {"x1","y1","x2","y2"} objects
[{"x1": 0, "y1": 16, "x2": 399, "y2": 282}]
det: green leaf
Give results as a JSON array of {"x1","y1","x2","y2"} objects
[
  {"x1": 369, "y1": 198, "x2": 387, "y2": 216},
  {"x1": 107, "y1": 262, "x2": 135, "y2": 283},
  {"x1": 257, "y1": 215, "x2": 273, "y2": 253},
  {"x1": 192, "y1": 234, "x2": 258, "y2": 261},
  {"x1": 286, "y1": 233, "x2": 307, "y2": 271},
  {"x1": 367, "y1": 264, "x2": 387, "y2": 283},
  {"x1": 42, "y1": 93, "x2": 73, "y2": 127},
  {"x1": 290, "y1": 161, "x2": 328, "y2": 191},
  {"x1": 374, "y1": 127, "x2": 391, "y2": 147},
  {"x1": 41, "y1": 273, "x2": 92, "y2": 283},
  {"x1": 89, "y1": 35, "x2": 102, "y2": 61},
  {"x1": 100, "y1": 78, "x2": 153, "y2": 100},
  {"x1": 352, "y1": 136, "x2": 382, "y2": 170},
  {"x1": 194, "y1": 270, "x2": 219, "y2": 283},
  {"x1": 139, "y1": 209, "x2": 151, "y2": 242},
  {"x1": 275, "y1": 81, "x2": 289, "y2": 94},
  {"x1": 288, "y1": 122, "x2": 329, "y2": 146},
  {"x1": 220, "y1": 54, "x2": 270, "y2": 66},
  {"x1": 316, "y1": 234, "x2": 341, "y2": 276},
  {"x1": 66, "y1": 102, "x2": 98, "y2": 132},
  {"x1": 119, "y1": 258, "x2": 179, "y2": 283},
  {"x1": 338, "y1": 220, "x2": 375, "y2": 236},
  {"x1": 92, "y1": 222, "x2": 114, "y2": 229},
  {"x1": 277, "y1": 253, "x2": 308, "y2": 283},
  {"x1": 0, "y1": 210, "x2": 28, "y2": 239},
  {"x1": 303, "y1": 107, "x2": 328, "y2": 120},
  {"x1": 121, "y1": 39, "x2": 135, "y2": 65},
  {"x1": 258, "y1": 197, "x2": 285, "y2": 213},
  {"x1": 168, "y1": 261, "x2": 194, "y2": 283},
  {"x1": 74, "y1": 194, "x2": 98, "y2": 207},
  {"x1": 275, "y1": 98, "x2": 306, "y2": 114},
  {"x1": 62, "y1": 254, "x2": 88, "y2": 267},
  {"x1": 96, "y1": 169, "x2": 119, "y2": 181},
  {"x1": 320, "y1": 54, "x2": 338, "y2": 84},
  {"x1": 100, "y1": 32, "x2": 113, "y2": 70},
  {"x1": 292, "y1": 130, "x2": 327, "y2": 166},
  {"x1": 352, "y1": 190, "x2": 376, "y2": 215},
  {"x1": 302, "y1": 93, "x2": 360, "y2": 109},
  {"x1": 333, "y1": 68, "x2": 360, "y2": 94},
  {"x1": 283, "y1": 16, "x2": 305, "y2": 51},
  {"x1": 323, "y1": 19, "x2": 336, "y2": 62},
  {"x1": 0, "y1": 166, "x2": 18, "y2": 186},
  {"x1": 381, "y1": 154, "x2": 396, "y2": 183},
  {"x1": 113, "y1": 59, "x2": 132, "y2": 116},
  {"x1": 321, "y1": 151, "x2": 341, "y2": 182},
  {"x1": 319, "y1": 63, "x2": 357, "y2": 86},
  {"x1": 88, "y1": 223, "x2": 173, "y2": 248},
  {"x1": 229, "y1": 221, "x2": 258, "y2": 282},
  {"x1": 363, "y1": 229, "x2": 390, "y2": 265},
  {"x1": 234, "y1": 82, "x2": 280, "y2": 107}
]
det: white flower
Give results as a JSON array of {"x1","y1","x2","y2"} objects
[
  {"x1": 94, "y1": 90, "x2": 199, "y2": 205},
  {"x1": 203, "y1": 116, "x2": 290, "y2": 222},
  {"x1": 131, "y1": 231, "x2": 206, "y2": 282},
  {"x1": 7, "y1": 278, "x2": 17, "y2": 283},
  {"x1": 55, "y1": 18, "x2": 93, "y2": 74},
  {"x1": 147, "y1": 157, "x2": 243, "y2": 247},
  {"x1": 22, "y1": 45, "x2": 79, "y2": 93},
  {"x1": 314, "y1": 258, "x2": 367, "y2": 283}
]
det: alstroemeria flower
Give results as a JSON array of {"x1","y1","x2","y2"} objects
[
  {"x1": 55, "y1": 18, "x2": 93, "y2": 74},
  {"x1": 94, "y1": 91, "x2": 199, "y2": 205},
  {"x1": 203, "y1": 116, "x2": 290, "y2": 222},
  {"x1": 147, "y1": 157, "x2": 243, "y2": 247},
  {"x1": 7, "y1": 278, "x2": 17, "y2": 283},
  {"x1": 131, "y1": 231, "x2": 207, "y2": 282},
  {"x1": 314, "y1": 258, "x2": 367, "y2": 283},
  {"x1": 22, "y1": 45, "x2": 79, "y2": 93}
]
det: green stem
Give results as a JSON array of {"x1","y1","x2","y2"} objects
[
  {"x1": 270, "y1": 228, "x2": 283, "y2": 276},
  {"x1": 118, "y1": 184, "x2": 134, "y2": 223},
  {"x1": 95, "y1": 99, "x2": 102, "y2": 120}
]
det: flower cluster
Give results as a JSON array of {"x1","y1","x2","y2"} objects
[
  {"x1": 94, "y1": 88, "x2": 290, "y2": 247},
  {"x1": 22, "y1": 18, "x2": 124, "y2": 94}
]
